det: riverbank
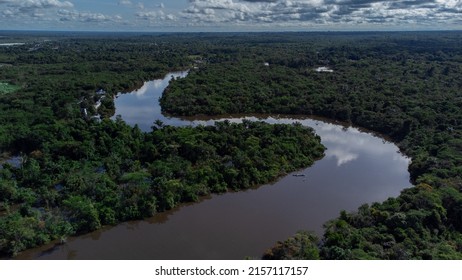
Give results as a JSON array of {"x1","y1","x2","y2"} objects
[
  {"x1": 15, "y1": 117, "x2": 409, "y2": 259},
  {"x1": 13, "y1": 72, "x2": 410, "y2": 259},
  {"x1": 2, "y1": 32, "x2": 460, "y2": 260},
  {"x1": 157, "y1": 33, "x2": 462, "y2": 259}
]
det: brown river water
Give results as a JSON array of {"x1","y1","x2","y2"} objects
[{"x1": 16, "y1": 71, "x2": 411, "y2": 260}]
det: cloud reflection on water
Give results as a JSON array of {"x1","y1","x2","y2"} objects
[
  {"x1": 113, "y1": 71, "x2": 411, "y2": 172},
  {"x1": 21, "y1": 71, "x2": 412, "y2": 260}
]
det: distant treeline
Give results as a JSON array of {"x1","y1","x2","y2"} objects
[
  {"x1": 160, "y1": 32, "x2": 462, "y2": 259},
  {"x1": 1, "y1": 31, "x2": 462, "y2": 259},
  {"x1": 0, "y1": 33, "x2": 324, "y2": 256}
]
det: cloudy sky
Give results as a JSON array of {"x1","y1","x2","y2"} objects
[{"x1": 0, "y1": 0, "x2": 461, "y2": 31}]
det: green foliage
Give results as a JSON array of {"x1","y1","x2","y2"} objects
[
  {"x1": 2, "y1": 31, "x2": 462, "y2": 259},
  {"x1": 320, "y1": 185, "x2": 462, "y2": 259},
  {"x1": 0, "y1": 37, "x2": 326, "y2": 258},
  {"x1": 157, "y1": 32, "x2": 462, "y2": 259},
  {"x1": 63, "y1": 196, "x2": 101, "y2": 233},
  {"x1": 0, "y1": 82, "x2": 20, "y2": 95},
  {"x1": 0, "y1": 119, "x2": 324, "y2": 256},
  {"x1": 262, "y1": 231, "x2": 320, "y2": 260},
  {"x1": 0, "y1": 211, "x2": 72, "y2": 257}
]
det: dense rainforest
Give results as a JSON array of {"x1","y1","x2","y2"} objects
[
  {"x1": 160, "y1": 32, "x2": 462, "y2": 259},
  {"x1": 0, "y1": 32, "x2": 325, "y2": 257},
  {"x1": 1, "y1": 31, "x2": 462, "y2": 259}
]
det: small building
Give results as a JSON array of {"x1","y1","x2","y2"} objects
[{"x1": 315, "y1": 66, "x2": 334, "y2": 73}]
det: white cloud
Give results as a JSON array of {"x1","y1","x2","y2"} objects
[
  {"x1": 0, "y1": 0, "x2": 73, "y2": 18},
  {"x1": 0, "y1": 0, "x2": 127, "y2": 27},
  {"x1": 2, "y1": 9, "x2": 14, "y2": 16},
  {"x1": 19, "y1": 0, "x2": 74, "y2": 11},
  {"x1": 119, "y1": 0, "x2": 132, "y2": 6},
  {"x1": 1, "y1": 0, "x2": 461, "y2": 30},
  {"x1": 136, "y1": 10, "x2": 176, "y2": 21},
  {"x1": 58, "y1": 9, "x2": 123, "y2": 23},
  {"x1": 181, "y1": 0, "x2": 462, "y2": 28},
  {"x1": 79, "y1": 13, "x2": 111, "y2": 22},
  {"x1": 182, "y1": 0, "x2": 332, "y2": 25},
  {"x1": 327, "y1": 149, "x2": 359, "y2": 166}
]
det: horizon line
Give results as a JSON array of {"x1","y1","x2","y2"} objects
[{"x1": 1, "y1": 29, "x2": 461, "y2": 34}]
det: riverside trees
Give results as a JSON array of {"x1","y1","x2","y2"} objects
[
  {"x1": 0, "y1": 34, "x2": 326, "y2": 257},
  {"x1": 0, "y1": 119, "x2": 324, "y2": 256},
  {"x1": 2, "y1": 31, "x2": 462, "y2": 259},
  {"x1": 159, "y1": 31, "x2": 462, "y2": 259}
]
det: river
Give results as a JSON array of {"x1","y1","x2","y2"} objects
[{"x1": 16, "y1": 71, "x2": 411, "y2": 259}]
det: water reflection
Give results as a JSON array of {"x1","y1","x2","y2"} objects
[
  {"x1": 113, "y1": 72, "x2": 410, "y2": 171},
  {"x1": 16, "y1": 72, "x2": 411, "y2": 260},
  {"x1": 112, "y1": 71, "x2": 188, "y2": 128},
  {"x1": 329, "y1": 149, "x2": 358, "y2": 166},
  {"x1": 0, "y1": 155, "x2": 22, "y2": 169},
  {"x1": 186, "y1": 116, "x2": 410, "y2": 170},
  {"x1": 130, "y1": 80, "x2": 166, "y2": 97}
]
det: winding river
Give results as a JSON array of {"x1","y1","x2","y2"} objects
[{"x1": 17, "y1": 71, "x2": 411, "y2": 260}]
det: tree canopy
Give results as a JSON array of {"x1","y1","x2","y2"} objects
[{"x1": 2, "y1": 31, "x2": 462, "y2": 259}]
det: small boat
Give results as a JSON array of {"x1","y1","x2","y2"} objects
[{"x1": 292, "y1": 174, "x2": 306, "y2": 177}]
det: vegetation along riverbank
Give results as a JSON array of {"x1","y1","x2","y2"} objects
[
  {"x1": 1, "y1": 31, "x2": 461, "y2": 259},
  {"x1": 0, "y1": 32, "x2": 326, "y2": 257},
  {"x1": 160, "y1": 32, "x2": 462, "y2": 259}
]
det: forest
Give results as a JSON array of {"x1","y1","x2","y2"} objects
[
  {"x1": 1, "y1": 31, "x2": 462, "y2": 259},
  {"x1": 160, "y1": 32, "x2": 462, "y2": 259},
  {"x1": 0, "y1": 32, "x2": 325, "y2": 256}
]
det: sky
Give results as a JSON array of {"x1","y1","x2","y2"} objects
[{"x1": 0, "y1": 0, "x2": 461, "y2": 32}]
